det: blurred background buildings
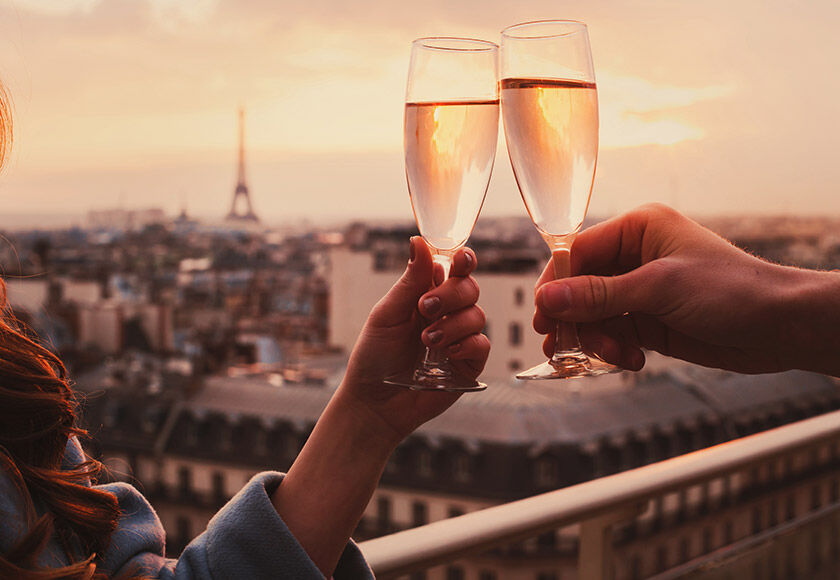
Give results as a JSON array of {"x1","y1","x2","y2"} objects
[{"x1": 2, "y1": 202, "x2": 840, "y2": 579}]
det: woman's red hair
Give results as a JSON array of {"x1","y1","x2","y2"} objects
[{"x1": 0, "y1": 82, "x2": 123, "y2": 578}]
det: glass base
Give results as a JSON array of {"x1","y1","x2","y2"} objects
[
  {"x1": 516, "y1": 351, "x2": 621, "y2": 380},
  {"x1": 383, "y1": 369, "x2": 487, "y2": 392}
]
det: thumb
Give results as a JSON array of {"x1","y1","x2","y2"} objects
[
  {"x1": 536, "y1": 263, "x2": 665, "y2": 322},
  {"x1": 367, "y1": 236, "x2": 434, "y2": 326}
]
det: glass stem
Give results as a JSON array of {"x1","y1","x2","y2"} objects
[
  {"x1": 546, "y1": 234, "x2": 585, "y2": 364},
  {"x1": 418, "y1": 249, "x2": 454, "y2": 374}
]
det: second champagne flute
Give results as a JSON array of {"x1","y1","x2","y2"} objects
[
  {"x1": 501, "y1": 20, "x2": 620, "y2": 380},
  {"x1": 384, "y1": 37, "x2": 499, "y2": 391}
]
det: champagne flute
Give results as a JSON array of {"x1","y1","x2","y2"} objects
[
  {"x1": 501, "y1": 20, "x2": 619, "y2": 380},
  {"x1": 384, "y1": 37, "x2": 499, "y2": 392}
]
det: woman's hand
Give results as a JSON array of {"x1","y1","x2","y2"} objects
[
  {"x1": 533, "y1": 203, "x2": 840, "y2": 376},
  {"x1": 338, "y1": 236, "x2": 490, "y2": 444},
  {"x1": 273, "y1": 237, "x2": 488, "y2": 576}
]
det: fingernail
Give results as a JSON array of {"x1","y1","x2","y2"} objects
[
  {"x1": 464, "y1": 251, "x2": 473, "y2": 269},
  {"x1": 427, "y1": 330, "x2": 444, "y2": 345},
  {"x1": 448, "y1": 342, "x2": 462, "y2": 354},
  {"x1": 422, "y1": 296, "x2": 441, "y2": 316},
  {"x1": 630, "y1": 350, "x2": 645, "y2": 370},
  {"x1": 409, "y1": 238, "x2": 416, "y2": 262},
  {"x1": 541, "y1": 284, "x2": 572, "y2": 313}
]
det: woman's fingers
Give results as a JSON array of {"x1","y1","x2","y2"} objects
[
  {"x1": 418, "y1": 276, "x2": 480, "y2": 319},
  {"x1": 421, "y1": 305, "x2": 486, "y2": 348},
  {"x1": 449, "y1": 333, "x2": 491, "y2": 374},
  {"x1": 450, "y1": 247, "x2": 478, "y2": 278}
]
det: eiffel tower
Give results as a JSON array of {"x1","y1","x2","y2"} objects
[{"x1": 226, "y1": 108, "x2": 259, "y2": 223}]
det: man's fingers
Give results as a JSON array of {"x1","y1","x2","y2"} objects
[
  {"x1": 578, "y1": 324, "x2": 646, "y2": 371},
  {"x1": 540, "y1": 326, "x2": 646, "y2": 371},
  {"x1": 536, "y1": 262, "x2": 669, "y2": 323},
  {"x1": 533, "y1": 310, "x2": 554, "y2": 334}
]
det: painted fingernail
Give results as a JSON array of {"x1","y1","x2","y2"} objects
[
  {"x1": 422, "y1": 296, "x2": 441, "y2": 316},
  {"x1": 464, "y1": 251, "x2": 473, "y2": 269},
  {"x1": 409, "y1": 238, "x2": 416, "y2": 262},
  {"x1": 448, "y1": 342, "x2": 462, "y2": 354},
  {"x1": 541, "y1": 284, "x2": 572, "y2": 313},
  {"x1": 427, "y1": 330, "x2": 444, "y2": 345}
]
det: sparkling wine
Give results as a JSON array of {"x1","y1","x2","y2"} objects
[
  {"x1": 405, "y1": 100, "x2": 499, "y2": 250},
  {"x1": 501, "y1": 78, "x2": 598, "y2": 237}
]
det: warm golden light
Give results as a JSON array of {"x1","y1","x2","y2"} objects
[{"x1": 0, "y1": 1, "x2": 837, "y2": 220}]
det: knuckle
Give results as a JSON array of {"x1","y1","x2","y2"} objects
[
  {"x1": 639, "y1": 202, "x2": 672, "y2": 217},
  {"x1": 466, "y1": 276, "x2": 480, "y2": 301},
  {"x1": 456, "y1": 276, "x2": 480, "y2": 305},
  {"x1": 473, "y1": 305, "x2": 486, "y2": 328}
]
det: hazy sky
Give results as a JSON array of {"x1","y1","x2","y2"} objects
[{"x1": 0, "y1": 0, "x2": 838, "y2": 224}]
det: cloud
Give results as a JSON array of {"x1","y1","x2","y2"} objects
[
  {"x1": 598, "y1": 73, "x2": 735, "y2": 148},
  {"x1": 0, "y1": 0, "x2": 101, "y2": 16},
  {"x1": 147, "y1": 0, "x2": 218, "y2": 29}
]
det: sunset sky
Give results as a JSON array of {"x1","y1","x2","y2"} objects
[{"x1": 0, "y1": 0, "x2": 838, "y2": 225}]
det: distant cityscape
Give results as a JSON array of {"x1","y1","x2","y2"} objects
[{"x1": 0, "y1": 201, "x2": 839, "y2": 579}]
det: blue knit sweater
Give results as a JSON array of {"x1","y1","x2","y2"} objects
[{"x1": 0, "y1": 438, "x2": 373, "y2": 579}]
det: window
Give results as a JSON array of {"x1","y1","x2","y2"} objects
[
  {"x1": 811, "y1": 529, "x2": 823, "y2": 571},
  {"x1": 679, "y1": 537, "x2": 690, "y2": 562},
  {"x1": 412, "y1": 501, "x2": 428, "y2": 527},
  {"x1": 284, "y1": 433, "x2": 299, "y2": 458},
  {"x1": 630, "y1": 555, "x2": 643, "y2": 580},
  {"x1": 219, "y1": 425, "x2": 233, "y2": 452},
  {"x1": 254, "y1": 428, "x2": 268, "y2": 456},
  {"x1": 811, "y1": 484, "x2": 822, "y2": 511},
  {"x1": 514, "y1": 287, "x2": 525, "y2": 306},
  {"x1": 702, "y1": 527, "x2": 713, "y2": 553},
  {"x1": 752, "y1": 506, "x2": 763, "y2": 534},
  {"x1": 453, "y1": 453, "x2": 471, "y2": 483},
  {"x1": 377, "y1": 496, "x2": 391, "y2": 529},
  {"x1": 445, "y1": 566, "x2": 464, "y2": 580},
  {"x1": 177, "y1": 466, "x2": 192, "y2": 499},
  {"x1": 786, "y1": 494, "x2": 796, "y2": 521},
  {"x1": 176, "y1": 516, "x2": 191, "y2": 549},
  {"x1": 656, "y1": 546, "x2": 668, "y2": 573},
  {"x1": 537, "y1": 531, "x2": 556, "y2": 550},
  {"x1": 535, "y1": 457, "x2": 558, "y2": 487},
  {"x1": 184, "y1": 421, "x2": 198, "y2": 447},
  {"x1": 212, "y1": 471, "x2": 226, "y2": 503},
  {"x1": 448, "y1": 506, "x2": 465, "y2": 519},
  {"x1": 418, "y1": 449, "x2": 433, "y2": 478},
  {"x1": 384, "y1": 453, "x2": 399, "y2": 475},
  {"x1": 724, "y1": 520, "x2": 734, "y2": 544},
  {"x1": 509, "y1": 322, "x2": 522, "y2": 346}
]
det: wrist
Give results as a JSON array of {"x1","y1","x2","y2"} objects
[
  {"x1": 329, "y1": 386, "x2": 405, "y2": 455},
  {"x1": 776, "y1": 267, "x2": 840, "y2": 377}
]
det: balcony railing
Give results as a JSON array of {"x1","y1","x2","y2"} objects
[{"x1": 359, "y1": 408, "x2": 840, "y2": 579}]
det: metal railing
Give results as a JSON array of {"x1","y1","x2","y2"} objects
[{"x1": 358, "y1": 409, "x2": 840, "y2": 579}]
